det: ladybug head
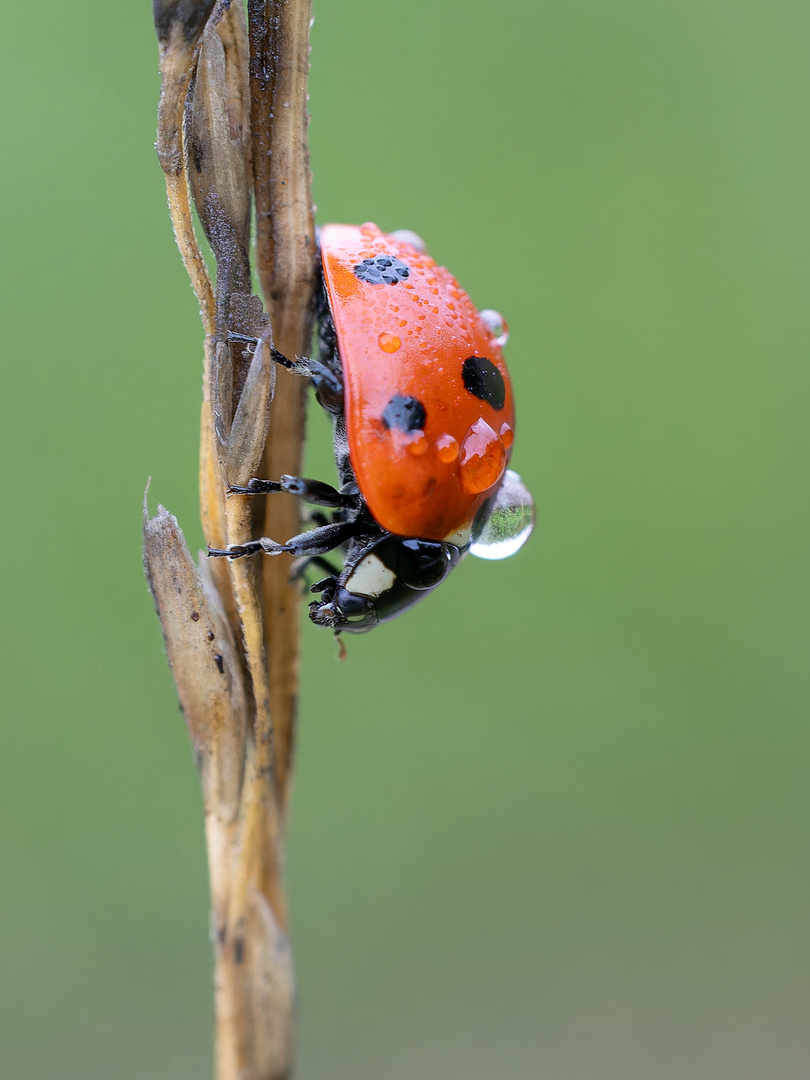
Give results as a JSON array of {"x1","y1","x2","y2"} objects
[{"x1": 308, "y1": 536, "x2": 465, "y2": 633}]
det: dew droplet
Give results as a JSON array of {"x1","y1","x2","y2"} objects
[
  {"x1": 499, "y1": 422, "x2": 514, "y2": 448},
  {"x1": 459, "y1": 418, "x2": 507, "y2": 494},
  {"x1": 405, "y1": 431, "x2": 429, "y2": 456},
  {"x1": 479, "y1": 309, "x2": 509, "y2": 348},
  {"x1": 435, "y1": 434, "x2": 459, "y2": 463},
  {"x1": 470, "y1": 470, "x2": 534, "y2": 560},
  {"x1": 378, "y1": 331, "x2": 401, "y2": 353},
  {"x1": 390, "y1": 229, "x2": 426, "y2": 251}
]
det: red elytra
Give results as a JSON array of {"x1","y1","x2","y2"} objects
[{"x1": 320, "y1": 223, "x2": 516, "y2": 540}]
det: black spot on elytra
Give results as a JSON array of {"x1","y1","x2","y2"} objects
[
  {"x1": 461, "y1": 356, "x2": 506, "y2": 410},
  {"x1": 382, "y1": 395, "x2": 426, "y2": 433},
  {"x1": 354, "y1": 256, "x2": 410, "y2": 286}
]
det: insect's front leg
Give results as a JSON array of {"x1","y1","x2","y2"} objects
[
  {"x1": 208, "y1": 519, "x2": 364, "y2": 561},
  {"x1": 227, "y1": 474, "x2": 361, "y2": 511},
  {"x1": 227, "y1": 333, "x2": 343, "y2": 403}
]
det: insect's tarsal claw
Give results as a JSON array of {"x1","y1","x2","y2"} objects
[{"x1": 227, "y1": 332, "x2": 259, "y2": 347}]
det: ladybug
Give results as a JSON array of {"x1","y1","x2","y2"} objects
[{"x1": 210, "y1": 223, "x2": 534, "y2": 633}]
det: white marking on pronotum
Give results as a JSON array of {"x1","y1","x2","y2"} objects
[
  {"x1": 443, "y1": 526, "x2": 472, "y2": 549},
  {"x1": 346, "y1": 554, "x2": 396, "y2": 599}
]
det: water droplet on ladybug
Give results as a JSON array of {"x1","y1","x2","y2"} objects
[
  {"x1": 405, "y1": 431, "x2": 429, "y2": 456},
  {"x1": 390, "y1": 229, "x2": 426, "y2": 251},
  {"x1": 378, "y1": 331, "x2": 401, "y2": 353},
  {"x1": 435, "y1": 434, "x2": 459, "y2": 463},
  {"x1": 459, "y1": 418, "x2": 507, "y2": 494},
  {"x1": 479, "y1": 309, "x2": 509, "y2": 348},
  {"x1": 499, "y1": 422, "x2": 514, "y2": 448},
  {"x1": 470, "y1": 470, "x2": 535, "y2": 560}
]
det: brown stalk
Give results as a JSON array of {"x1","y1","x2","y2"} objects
[
  {"x1": 248, "y1": 0, "x2": 316, "y2": 802},
  {"x1": 145, "y1": 2, "x2": 315, "y2": 1077}
]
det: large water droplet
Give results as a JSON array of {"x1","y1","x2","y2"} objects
[
  {"x1": 459, "y1": 418, "x2": 506, "y2": 494},
  {"x1": 470, "y1": 470, "x2": 534, "y2": 560}
]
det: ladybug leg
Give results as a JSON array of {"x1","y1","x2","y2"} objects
[
  {"x1": 289, "y1": 554, "x2": 341, "y2": 584},
  {"x1": 208, "y1": 519, "x2": 364, "y2": 561},
  {"x1": 302, "y1": 510, "x2": 331, "y2": 528},
  {"x1": 226, "y1": 333, "x2": 343, "y2": 400},
  {"x1": 277, "y1": 354, "x2": 343, "y2": 399},
  {"x1": 228, "y1": 474, "x2": 361, "y2": 511}
]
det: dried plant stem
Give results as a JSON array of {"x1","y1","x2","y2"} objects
[
  {"x1": 154, "y1": 13, "x2": 216, "y2": 336},
  {"x1": 146, "y1": 2, "x2": 315, "y2": 1077},
  {"x1": 248, "y1": 0, "x2": 316, "y2": 802}
]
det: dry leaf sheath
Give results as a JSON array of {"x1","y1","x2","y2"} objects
[{"x1": 144, "y1": 2, "x2": 315, "y2": 1078}]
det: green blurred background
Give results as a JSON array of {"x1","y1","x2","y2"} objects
[{"x1": 2, "y1": 1, "x2": 809, "y2": 1077}]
